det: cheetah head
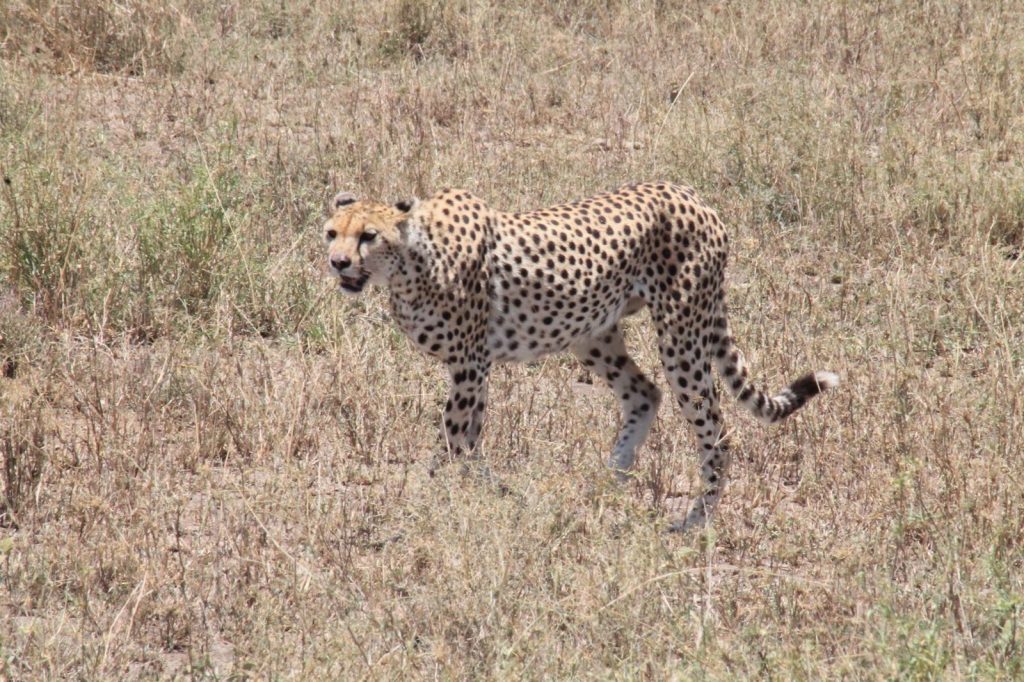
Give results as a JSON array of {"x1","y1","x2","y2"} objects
[{"x1": 323, "y1": 191, "x2": 417, "y2": 295}]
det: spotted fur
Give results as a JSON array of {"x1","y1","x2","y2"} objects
[{"x1": 323, "y1": 183, "x2": 838, "y2": 530}]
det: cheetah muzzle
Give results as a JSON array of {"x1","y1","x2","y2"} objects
[{"x1": 338, "y1": 272, "x2": 369, "y2": 294}]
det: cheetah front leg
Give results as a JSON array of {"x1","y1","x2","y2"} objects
[
  {"x1": 440, "y1": 360, "x2": 490, "y2": 461},
  {"x1": 572, "y1": 326, "x2": 662, "y2": 477}
]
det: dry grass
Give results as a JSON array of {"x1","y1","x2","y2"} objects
[{"x1": 1, "y1": 0, "x2": 1022, "y2": 678}]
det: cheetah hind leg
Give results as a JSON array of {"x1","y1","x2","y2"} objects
[
  {"x1": 665, "y1": 379, "x2": 731, "y2": 533},
  {"x1": 649, "y1": 308, "x2": 733, "y2": 532},
  {"x1": 572, "y1": 326, "x2": 662, "y2": 479}
]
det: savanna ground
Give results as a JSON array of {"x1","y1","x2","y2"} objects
[{"x1": 1, "y1": 1, "x2": 1022, "y2": 678}]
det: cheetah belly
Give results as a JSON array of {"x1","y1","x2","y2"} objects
[{"x1": 485, "y1": 277, "x2": 638, "y2": 363}]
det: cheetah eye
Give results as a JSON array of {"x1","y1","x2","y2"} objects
[
  {"x1": 359, "y1": 230, "x2": 378, "y2": 244},
  {"x1": 326, "y1": 229, "x2": 337, "y2": 240}
]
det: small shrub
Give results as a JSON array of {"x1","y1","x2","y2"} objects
[
  {"x1": 1, "y1": 409, "x2": 47, "y2": 528},
  {"x1": 0, "y1": 289, "x2": 44, "y2": 379},
  {"x1": 380, "y1": 0, "x2": 471, "y2": 61},
  {"x1": 0, "y1": 0, "x2": 194, "y2": 75},
  {"x1": 1, "y1": 166, "x2": 96, "y2": 323}
]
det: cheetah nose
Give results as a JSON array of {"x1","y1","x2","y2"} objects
[{"x1": 330, "y1": 256, "x2": 352, "y2": 272}]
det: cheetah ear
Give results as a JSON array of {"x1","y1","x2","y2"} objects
[
  {"x1": 331, "y1": 191, "x2": 357, "y2": 211},
  {"x1": 393, "y1": 198, "x2": 418, "y2": 213},
  {"x1": 393, "y1": 198, "x2": 418, "y2": 244}
]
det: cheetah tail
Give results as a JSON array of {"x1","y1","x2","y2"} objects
[{"x1": 713, "y1": 329, "x2": 839, "y2": 425}]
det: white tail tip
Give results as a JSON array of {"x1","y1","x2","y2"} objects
[{"x1": 814, "y1": 371, "x2": 840, "y2": 390}]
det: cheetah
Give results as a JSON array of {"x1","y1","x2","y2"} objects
[{"x1": 323, "y1": 183, "x2": 838, "y2": 530}]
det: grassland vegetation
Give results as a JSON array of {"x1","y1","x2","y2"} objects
[{"x1": 1, "y1": 0, "x2": 1022, "y2": 677}]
